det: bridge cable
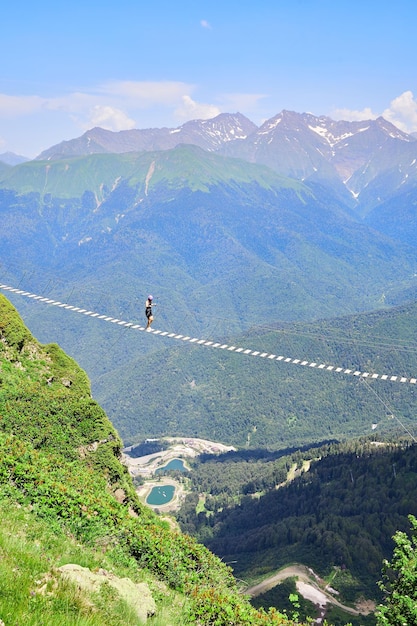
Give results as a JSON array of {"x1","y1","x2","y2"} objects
[
  {"x1": 1, "y1": 282, "x2": 416, "y2": 386},
  {"x1": 358, "y1": 377, "x2": 417, "y2": 443}
]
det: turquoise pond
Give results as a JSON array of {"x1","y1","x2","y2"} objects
[
  {"x1": 146, "y1": 485, "x2": 176, "y2": 506},
  {"x1": 155, "y1": 458, "x2": 187, "y2": 474}
]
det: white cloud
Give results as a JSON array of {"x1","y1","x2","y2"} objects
[
  {"x1": 331, "y1": 106, "x2": 378, "y2": 122},
  {"x1": 382, "y1": 91, "x2": 417, "y2": 133},
  {"x1": 0, "y1": 81, "x2": 197, "y2": 123},
  {"x1": 39, "y1": 92, "x2": 138, "y2": 132},
  {"x1": 174, "y1": 95, "x2": 221, "y2": 121},
  {"x1": 46, "y1": 92, "x2": 96, "y2": 113},
  {"x1": 200, "y1": 19, "x2": 212, "y2": 29},
  {"x1": 332, "y1": 91, "x2": 417, "y2": 134},
  {"x1": 86, "y1": 105, "x2": 136, "y2": 131},
  {"x1": 0, "y1": 82, "x2": 265, "y2": 140}
]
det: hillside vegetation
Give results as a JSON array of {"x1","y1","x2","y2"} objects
[
  {"x1": 0, "y1": 293, "x2": 302, "y2": 625},
  {"x1": 1, "y1": 144, "x2": 417, "y2": 455},
  {"x1": 95, "y1": 300, "x2": 417, "y2": 448},
  {"x1": 0, "y1": 146, "x2": 297, "y2": 198},
  {"x1": 176, "y1": 440, "x2": 417, "y2": 600}
]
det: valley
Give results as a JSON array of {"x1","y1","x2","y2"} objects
[
  {"x1": 1, "y1": 109, "x2": 417, "y2": 624},
  {"x1": 124, "y1": 434, "x2": 383, "y2": 623}
]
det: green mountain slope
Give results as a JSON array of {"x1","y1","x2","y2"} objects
[
  {"x1": 1, "y1": 144, "x2": 415, "y2": 330},
  {"x1": 0, "y1": 145, "x2": 297, "y2": 198},
  {"x1": 1, "y1": 144, "x2": 417, "y2": 455},
  {"x1": 181, "y1": 440, "x2": 417, "y2": 608},
  {"x1": 1, "y1": 143, "x2": 417, "y2": 458},
  {"x1": 365, "y1": 186, "x2": 417, "y2": 249},
  {"x1": 92, "y1": 300, "x2": 417, "y2": 449},
  {"x1": 0, "y1": 293, "x2": 300, "y2": 625},
  {"x1": 2, "y1": 286, "x2": 417, "y2": 454}
]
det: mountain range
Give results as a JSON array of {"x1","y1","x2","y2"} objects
[
  {"x1": 34, "y1": 110, "x2": 417, "y2": 215},
  {"x1": 0, "y1": 110, "x2": 416, "y2": 448}
]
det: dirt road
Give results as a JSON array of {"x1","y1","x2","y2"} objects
[{"x1": 246, "y1": 564, "x2": 374, "y2": 616}]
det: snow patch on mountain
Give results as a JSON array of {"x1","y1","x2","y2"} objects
[{"x1": 308, "y1": 125, "x2": 370, "y2": 147}]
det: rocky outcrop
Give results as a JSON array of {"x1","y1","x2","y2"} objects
[{"x1": 57, "y1": 564, "x2": 156, "y2": 622}]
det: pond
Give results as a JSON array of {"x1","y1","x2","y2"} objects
[
  {"x1": 146, "y1": 485, "x2": 175, "y2": 506},
  {"x1": 155, "y1": 458, "x2": 187, "y2": 474}
]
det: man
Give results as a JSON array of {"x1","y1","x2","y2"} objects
[{"x1": 145, "y1": 295, "x2": 156, "y2": 329}]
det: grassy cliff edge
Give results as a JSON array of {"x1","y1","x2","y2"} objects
[{"x1": 0, "y1": 293, "x2": 299, "y2": 625}]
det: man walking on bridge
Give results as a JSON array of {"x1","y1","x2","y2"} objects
[{"x1": 145, "y1": 295, "x2": 156, "y2": 329}]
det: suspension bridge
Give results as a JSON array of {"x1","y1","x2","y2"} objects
[{"x1": 1, "y1": 282, "x2": 416, "y2": 386}]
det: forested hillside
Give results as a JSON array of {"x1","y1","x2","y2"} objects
[
  {"x1": 2, "y1": 282, "x2": 416, "y2": 450},
  {"x1": 0, "y1": 293, "x2": 301, "y2": 625},
  {"x1": 1, "y1": 145, "x2": 417, "y2": 452},
  {"x1": 94, "y1": 299, "x2": 417, "y2": 448},
  {"x1": 175, "y1": 439, "x2": 417, "y2": 608}
]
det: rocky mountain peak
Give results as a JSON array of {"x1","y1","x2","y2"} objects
[{"x1": 170, "y1": 112, "x2": 258, "y2": 150}]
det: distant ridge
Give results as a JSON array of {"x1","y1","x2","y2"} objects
[
  {"x1": 0, "y1": 151, "x2": 29, "y2": 166},
  {"x1": 35, "y1": 109, "x2": 417, "y2": 211},
  {"x1": 36, "y1": 112, "x2": 257, "y2": 160}
]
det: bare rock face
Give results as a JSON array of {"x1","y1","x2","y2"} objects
[{"x1": 58, "y1": 564, "x2": 156, "y2": 622}]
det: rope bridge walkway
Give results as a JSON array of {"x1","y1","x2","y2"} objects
[{"x1": 1, "y1": 283, "x2": 416, "y2": 386}]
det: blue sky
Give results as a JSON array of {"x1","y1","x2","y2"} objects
[{"x1": 2, "y1": 0, "x2": 417, "y2": 157}]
